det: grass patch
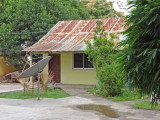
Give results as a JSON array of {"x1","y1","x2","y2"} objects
[
  {"x1": 132, "y1": 101, "x2": 160, "y2": 110},
  {"x1": 0, "y1": 88, "x2": 69, "y2": 99},
  {"x1": 86, "y1": 88, "x2": 149, "y2": 102},
  {"x1": 107, "y1": 89, "x2": 149, "y2": 102},
  {"x1": 86, "y1": 88, "x2": 97, "y2": 93}
]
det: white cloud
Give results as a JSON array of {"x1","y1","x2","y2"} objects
[{"x1": 108, "y1": 0, "x2": 130, "y2": 15}]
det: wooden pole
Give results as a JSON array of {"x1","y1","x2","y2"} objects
[
  {"x1": 24, "y1": 83, "x2": 26, "y2": 95},
  {"x1": 37, "y1": 73, "x2": 40, "y2": 100}
]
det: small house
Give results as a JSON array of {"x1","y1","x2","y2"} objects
[
  {"x1": 0, "y1": 48, "x2": 21, "y2": 77},
  {"x1": 24, "y1": 18, "x2": 125, "y2": 85}
]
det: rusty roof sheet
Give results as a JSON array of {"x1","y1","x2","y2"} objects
[{"x1": 25, "y1": 18, "x2": 126, "y2": 52}]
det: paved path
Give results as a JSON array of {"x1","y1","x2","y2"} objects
[
  {"x1": 0, "y1": 83, "x2": 23, "y2": 93},
  {"x1": 58, "y1": 84, "x2": 160, "y2": 120},
  {"x1": 0, "y1": 83, "x2": 160, "y2": 120}
]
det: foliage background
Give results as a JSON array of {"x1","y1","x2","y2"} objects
[
  {"x1": 82, "y1": 0, "x2": 123, "y2": 18},
  {"x1": 0, "y1": 0, "x2": 89, "y2": 67},
  {"x1": 0, "y1": 0, "x2": 122, "y2": 67},
  {"x1": 117, "y1": 0, "x2": 160, "y2": 104}
]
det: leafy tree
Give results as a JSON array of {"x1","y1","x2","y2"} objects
[
  {"x1": 85, "y1": 21, "x2": 122, "y2": 97},
  {"x1": 117, "y1": 0, "x2": 160, "y2": 104},
  {"x1": 0, "y1": 0, "x2": 5, "y2": 9},
  {"x1": 0, "y1": 0, "x2": 90, "y2": 67},
  {"x1": 82, "y1": 0, "x2": 123, "y2": 18}
]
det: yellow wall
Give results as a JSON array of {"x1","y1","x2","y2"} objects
[
  {"x1": 31, "y1": 52, "x2": 97, "y2": 85},
  {"x1": 61, "y1": 52, "x2": 97, "y2": 85},
  {"x1": 0, "y1": 56, "x2": 20, "y2": 76}
]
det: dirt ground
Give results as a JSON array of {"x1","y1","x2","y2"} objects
[{"x1": 0, "y1": 83, "x2": 160, "y2": 120}]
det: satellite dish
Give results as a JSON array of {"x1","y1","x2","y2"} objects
[
  {"x1": 18, "y1": 56, "x2": 51, "y2": 100},
  {"x1": 18, "y1": 56, "x2": 51, "y2": 78}
]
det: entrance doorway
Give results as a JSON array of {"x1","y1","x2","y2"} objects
[{"x1": 49, "y1": 54, "x2": 60, "y2": 83}]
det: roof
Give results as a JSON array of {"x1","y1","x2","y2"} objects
[{"x1": 25, "y1": 18, "x2": 126, "y2": 52}]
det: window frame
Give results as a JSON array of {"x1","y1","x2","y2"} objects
[{"x1": 72, "y1": 53, "x2": 94, "y2": 70}]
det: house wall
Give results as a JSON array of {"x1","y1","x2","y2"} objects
[
  {"x1": 32, "y1": 52, "x2": 97, "y2": 85},
  {"x1": 0, "y1": 56, "x2": 20, "y2": 76},
  {"x1": 60, "y1": 52, "x2": 97, "y2": 85}
]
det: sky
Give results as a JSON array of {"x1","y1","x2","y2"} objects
[{"x1": 108, "y1": 0, "x2": 130, "y2": 15}]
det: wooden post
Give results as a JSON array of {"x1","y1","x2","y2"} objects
[
  {"x1": 24, "y1": 83, "x2": 26, "y2": 95},
  {"x1": 30, "y1": 53, "x2": 33, "y2": 84},
  {"x1": 37, "y1": 73, "x2": 40, "y2": 100}
]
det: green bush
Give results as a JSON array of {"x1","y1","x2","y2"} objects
[
  {"x1": 95, "y1": 64, "x2": 122, "y2": 97},
  {"x1": 85, "y1": 21, "x2": 122, "y2": 97}
]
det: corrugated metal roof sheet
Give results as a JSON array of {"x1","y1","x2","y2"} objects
[{"x1": 25, "y1": 18, "x2": 126, "y2": 52}]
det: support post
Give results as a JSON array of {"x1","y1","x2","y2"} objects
[
  {"x1": 37, "y1": 72, "x2": 40, "y2": 100},
  {"x1": 24, "y1": 83, "x2": 26, "y2": 95},
  {"x1": 30, "y1": 53, "x2": 33, "y2": 84}
]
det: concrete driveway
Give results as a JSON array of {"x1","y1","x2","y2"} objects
[
  {"x1": 0, "y1": 83, "x2": 23, "y2": 93},
  {"x1": 0, "y1": 84, "x2": 160, "y2": 120}
]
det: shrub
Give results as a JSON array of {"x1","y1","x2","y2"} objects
[
  {"x1": 96, "y1": 64, "x2": 122, "y2": 97},
  {"x1": 85, "y1": 21, "x2": 122, "y2": 97}
]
